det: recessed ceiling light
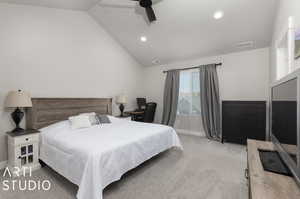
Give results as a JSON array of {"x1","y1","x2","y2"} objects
[
  {"x1": 140, "y1": 36, "x2": 147, "y2": 42},
  {"x1": 214, "y1": 11, "x2": 224, "y2": 19}
]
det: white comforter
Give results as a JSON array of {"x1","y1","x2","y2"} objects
[{"x1": 39, "y1": 116, "x2": 182, "y2": 199}]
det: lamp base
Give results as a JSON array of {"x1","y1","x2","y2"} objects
[
  {"x1": 11, "y1": 107, "x2": 24, "y2": 133},
  {"x1": 12, "y1": 127, "x2": 25, "y2": 133},
  {"x1": 119, "y1": 104, "x2": 125, "y2": 117}
]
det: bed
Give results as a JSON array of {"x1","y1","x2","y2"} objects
[{"x1": 26, "y1": 98, "x2": 182, "y2": 199}]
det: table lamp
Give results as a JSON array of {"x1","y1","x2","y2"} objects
[
  {"x1": 116, "y1": 94, "x2": 128, "y2": 117},
  {"x1": 5, "y1": 90, "x2": 32, "y2": 132}
]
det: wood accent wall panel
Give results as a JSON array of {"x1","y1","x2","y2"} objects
[{"x1": 26, "y1": 98, "x2": 112, "y2": 129}]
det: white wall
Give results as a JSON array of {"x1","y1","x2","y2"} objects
[
  {"x1": 0, "y1": 3, "x2": 143, "y2": 163},
  {"x1": 270, "y1": 0, "x2": 300, "y2": 83},
  {"x1": 142, "y1": 48, "x2": 270, "y2": 123}
]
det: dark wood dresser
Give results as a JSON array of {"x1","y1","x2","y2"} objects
[{"x1": 222, "y1": 101, "x2": 266, "y2": 144}]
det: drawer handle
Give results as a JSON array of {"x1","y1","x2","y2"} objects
[
  {"x1": 26, "y1": 138, "x2": 29, "y2": 141},
  {"x1": 245, "y1": 168, "x2": 249, "y2": 179}
]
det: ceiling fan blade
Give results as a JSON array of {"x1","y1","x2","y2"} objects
[{"x1": 145, "y1": 6, "x2": 156, "y2": 22}]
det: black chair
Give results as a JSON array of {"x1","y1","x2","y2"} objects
[{"x1": 143, "y1": 102, "x2": 157, "y2": 123}]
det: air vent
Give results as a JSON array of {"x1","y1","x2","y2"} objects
[
  {"x1": 236, "y1": 41, "x2": 254, "y2": 49},
  {"x1": 152, "y1": 59, "x2": 161, "y2": 64}
]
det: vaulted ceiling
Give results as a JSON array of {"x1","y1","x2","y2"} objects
[
  {"x1": 0, "y1": 0, "x2": 278, "y2": 66},
  {"x1": 0, "y1": 0, "x2": 99, "y2": 10}
]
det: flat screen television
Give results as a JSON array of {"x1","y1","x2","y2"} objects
[{"x1": 271, "y1": 77, "x2": 300, "y2": 186}]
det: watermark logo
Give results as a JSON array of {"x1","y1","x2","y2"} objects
[{"x1": 2, "y1": 167, "x2": 51, "y2": 191}]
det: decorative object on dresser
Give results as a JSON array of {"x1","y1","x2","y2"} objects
[
  {"x1": 116, "y1": 94, "x2": 128, "y2": 117},
  {"x1": 5, "y1": 90, "x2": 32, "y2": 133},
  {"x1": 222, "y1": 101, "x2": 266, "y2": 145},
  {"x1": 7, "y1": 129, "x2": 41, "y2": 176}
]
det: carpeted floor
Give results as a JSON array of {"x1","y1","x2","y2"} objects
[{"x1": 0, "y1": 135, "x2": 248, "y2": 199}]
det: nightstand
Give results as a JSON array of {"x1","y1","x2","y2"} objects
[{"x1": 7, "y1": 130, "x2": 41, "y2": 176}]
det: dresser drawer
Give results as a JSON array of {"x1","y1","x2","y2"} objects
[{"x1": 9, "y1": 134, "x2": 39, "y2": 146}]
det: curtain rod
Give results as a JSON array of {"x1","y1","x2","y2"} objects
[{"x1": 163, "y1": 62, "x2": 222, "y2": 73}]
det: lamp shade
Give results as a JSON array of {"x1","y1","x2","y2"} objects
[
  {"x1": 116, "y1": 95, "x2": 128, "y2": 104},
  {"x1": 5, "y1": 90, "x2": 32, "y2": 108}
]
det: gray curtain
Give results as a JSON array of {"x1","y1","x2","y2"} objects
[
  {"x1": 162, "y1": 70, "x2": 180, "y2": 126},
  {"x1": 199, "y1": 64, "x2": 221, "y2": 141}
]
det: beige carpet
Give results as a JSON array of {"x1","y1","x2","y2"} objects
[{"x1": 0, "y1": 135, "x2": 248, "y2": 199}]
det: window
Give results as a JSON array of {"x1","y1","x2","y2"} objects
[{"x1": 177, "y1": 69, "x2": 201, "y2": 115}]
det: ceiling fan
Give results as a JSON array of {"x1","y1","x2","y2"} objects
[
  {"x1": 131, "y1": 0, "x2": 157, "y2": 22},
  {"x1": 98, "y1": 0, "x2": 159, "y2": 23}
]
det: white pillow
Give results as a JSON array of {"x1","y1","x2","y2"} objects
[
  {"x1": 69, "y1": 115, "x2": 92, "y2": 129},
  {"x1": 80, "y1": 112, "x2": 100, "y2": 125}
]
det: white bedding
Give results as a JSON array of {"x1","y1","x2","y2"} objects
[{"x1": 39, "y1": 116, "x2": 182, "y2": 199}]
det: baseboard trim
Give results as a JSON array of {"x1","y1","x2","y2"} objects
[
  {"x1": 176, "y1": 129, "x2": 205, "y2": 137},
  {"x1": 0, "y1": 160, "x2": 7, "y2": 169}
]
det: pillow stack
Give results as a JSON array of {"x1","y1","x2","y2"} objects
[
  {"x1": 68, "y1": 112, "x2": 111, "y2": 129},
  {"x1": 97, "y1": 115, "x2": 111, "y2": 124},
  {"x1": 80, "y1": 112, "x2": 100, "y2": 125},
  {"x1": 69, "y1": 115, "x2": 93, "y2": 130}
]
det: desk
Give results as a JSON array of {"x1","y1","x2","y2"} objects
[
  {"x1": 115, "y1": 115, "x2": 132, "y2": 121},
  {"x1": 125, "y1": 111, "x2": 145, "y2": 121}
]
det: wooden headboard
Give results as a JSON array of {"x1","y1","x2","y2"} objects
[{"x1": 26, "y1": 98, "x2": 112, "y2": 129}]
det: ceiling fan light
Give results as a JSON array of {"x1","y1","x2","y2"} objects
[{"x1": 139, "y1": 0, "x2": 152, "y2": 8}]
